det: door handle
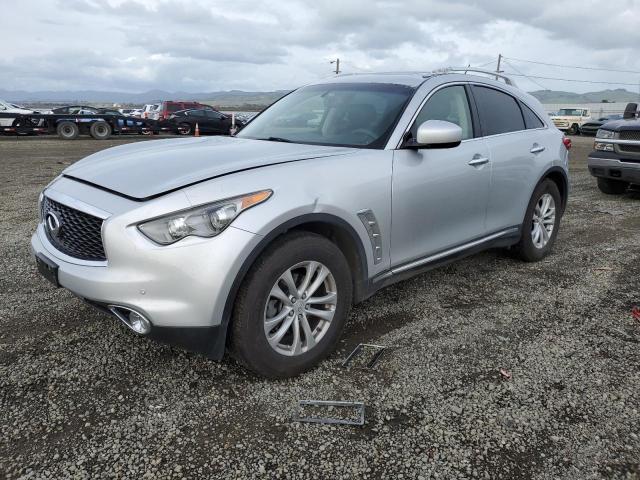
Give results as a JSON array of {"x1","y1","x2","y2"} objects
[
  {"x1": 530, "y1": 145, "x2": 545, "y2": 154},
  {"x1": 468, "y1": 155, "x2": 490, "y2": 167}
]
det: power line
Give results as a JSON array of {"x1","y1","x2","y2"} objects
[
  {"x1": 504, "y1": 56, "x2": 640, "y2": 75},
  {"x1": 502, "y1": 59, "x2": 549, "y2": 90},
  {"x1": 503, "y1": 72, "x2": 640, "y2": 87},
  {"x1": 473, "y1": 60, "x2": 497, "y2": 68}
]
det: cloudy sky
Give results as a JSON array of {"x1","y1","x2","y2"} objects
[{"x1": 3, "y1": 0, "x2": 640, "y2": 93}]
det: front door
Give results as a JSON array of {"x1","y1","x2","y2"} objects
[{"x1": 391, "y1": 84, "x2": 491, "y2": 267}]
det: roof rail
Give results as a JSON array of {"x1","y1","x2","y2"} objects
[{"x1": 429, "y1": 67, "x2": 518, "y2": 87}]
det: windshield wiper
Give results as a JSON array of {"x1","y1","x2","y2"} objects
[{"x1": 258, "y1": 136, "x2": 293, "y2": 143}]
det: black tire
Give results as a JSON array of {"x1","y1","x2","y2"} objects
[
  {"x1": 56, "y1": 121, "x2": 79, "y2": 140},
  {"x1": 513, "y1": 179, "x2": 562, "y2": 262},
  {"x1": 89, "y1": 121, "x2": 112, "y2": 140},
  {"x1": 178, "y1": 122, "x2": 191, "y2": 135},
  {"x1": 597, "y1": 177, "x2": 629, "y2": 195},
  {"x1": 567, "y1": 124, "x2": 579, "y2": 135},
  {"x1": 231, "y1": 232, "x2": 353, "y2": 378}
]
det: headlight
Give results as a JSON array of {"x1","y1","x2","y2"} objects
[
  {"x1": 138, "y1": 190, "x2": 272, "y2": 245},
  {"x1": 596, "y1": 129, "x2": 615, "y2": 139},
  {"x1": 594, "y1": 142, "x2": 614, "y2": 152}
]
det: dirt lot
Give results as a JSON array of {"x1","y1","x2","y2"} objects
[{"x1": 1, "y1": 135, "x2": 639, "y2": 479}]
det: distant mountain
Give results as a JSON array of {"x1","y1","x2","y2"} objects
[
  {"x1": 0, "y1": 88, "x2": 289, "y2": 108},
  {"x1": 529, "y1": 88, "x2": 639, "y2": 104},
  {"x1": 1, "y1": 87, "x2": 638, "y2": 107}
]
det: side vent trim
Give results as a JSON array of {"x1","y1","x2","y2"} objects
[{"x1": 357, "y1": 209, "x2": 383, "y2": 265}]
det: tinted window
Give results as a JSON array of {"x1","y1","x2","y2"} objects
[
  {"x1": 206, "y1": 110, "x2": 224, "y2": 119},
  {"x1": 411, "y1": 86, "x2": 473, "y2": 140},
  {"x1": 521, "y1": 102, "x2": 544, "y2": 129},
  {"x1": 473, "y1": 86, "x2": 525, "y2": 136}
]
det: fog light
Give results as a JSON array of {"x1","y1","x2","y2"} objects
[{"x1": 128, "y1": 311, "x2": 151, "y2": 334}]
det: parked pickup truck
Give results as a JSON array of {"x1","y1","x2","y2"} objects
[
  {"x1": 588, "y1": 102, "x2": 640, "y2": 194},
  {"x1": 551, "y1": 108, "x2": 591, "y2": 135}
]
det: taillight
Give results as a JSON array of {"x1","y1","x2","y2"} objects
[{"x1": 562, "y1": 137, "x2": 572, "y2": 150}]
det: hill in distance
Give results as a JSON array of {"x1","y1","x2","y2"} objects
[
  {"x1": 529, "y1": 88, "x2": 639, "y2": 104},
  {"x1": 1, "y1": 87, "x2": 638, "y2": 108}
]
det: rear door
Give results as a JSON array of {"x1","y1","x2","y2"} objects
[
  {"x1": 471, "y1": 85, "x2": 550, "y2": 231},
  {"x1": 391, "y1": 84, "x2": 491, "y2": 267}
]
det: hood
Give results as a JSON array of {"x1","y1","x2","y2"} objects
[
  {"x1": 598, "y1": 118, "x2": 640, "y2": 131},
  {"x1": 63, "y1": 136, "x2": 356, "y2": 200}
]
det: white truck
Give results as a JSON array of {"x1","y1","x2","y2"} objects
[{"x1": 550, "y1": 107, "x2": 592, "y2": 135}]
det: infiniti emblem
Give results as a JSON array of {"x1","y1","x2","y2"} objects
[{"x1": 46, "y1": 211, "x2": 62, "y2": 238}]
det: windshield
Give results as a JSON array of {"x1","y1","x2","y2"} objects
[
  {"x1": 557, "y1": 108, "x2": 586, "y2": 116},
  {"x1": 237, "y1": 82, "x2": 415, "y2": 148}
]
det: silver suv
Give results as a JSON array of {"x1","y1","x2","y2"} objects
[{"x1": 32, "y1": 69, "x2": 570, "y2": 377}]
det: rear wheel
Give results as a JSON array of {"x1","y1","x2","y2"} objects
[
  {"x1": 597, "y1": 177, "x2": 629, "y2": 195},
  {"x1": 56, "y1": 121, "x2": 79, "y2": 140},
  {"x1": 177, "y1": 122, "x2": 191, "y2": 135},
  {"x1": 231, "y1": 232, "x2": 352, "y2": 378},
  {"x1": 89, "y1": 121, "x2": 112, "y2": 140},
  {"x1": 513, "y1": 179, "x2": 562, "y2": 262}
]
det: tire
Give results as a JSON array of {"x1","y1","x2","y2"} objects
[
  {"x1": 513, "y1": 179, "x2": 562, "y2": 262},
  {"x1": 89, "y1": 121, "x2": 112, "y2": 140},
  {"x1": 178, "y1": 122, "x2": 191, "y2": 135},
  {"x1": 567, "y1": 124, "x2": 579, "y2": 135},
  {"x1": 56, "y1": 121, "x2": 79, "y2": 140},
  {"x1": 597, "y1": 177, "x2": 628, "y2": 195},
  {"x1": 231, "y1": 232, "x2": 353, "y2": 378}
]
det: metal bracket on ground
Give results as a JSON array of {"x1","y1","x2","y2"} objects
[
  {"x1": 293, "y1": 400, "x2": 365, "y2": 426},
  {"x1": 342, "y1": 343, "x2": 387, "y2": 369}
]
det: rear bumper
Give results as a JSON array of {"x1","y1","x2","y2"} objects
[{"x1": 588, "y1": 156, "x2": 640, "y2": 184}]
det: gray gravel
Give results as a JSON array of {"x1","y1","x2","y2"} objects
[{"x1": 1, "y1": 135, "x2": 639, "y2": 479}]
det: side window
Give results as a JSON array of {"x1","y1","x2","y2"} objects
[
  {"x1": 521, "y1": 103, "x2": 544, "y2": 129},
  {"x1": 411, "y1": 86, "x2": 473, "y2": 140},
  {"x1": 206, "y1": 111, "x2": 224, "y2": 119},
  {"x1": 473, "y1": 86, "x2": 525, "y2": 136}
]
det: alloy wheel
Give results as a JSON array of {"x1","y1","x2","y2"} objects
[
  {"x1": 263, "y1": 261, "x2": 337, "y2": 356},
  {"x1": 531, "y1": 193, "x2": 556, "y2": 249}
]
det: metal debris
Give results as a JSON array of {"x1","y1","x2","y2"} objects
[
  {"x1": 499, "y1": 368, "x2": 512, "y2": 380},
  {"x1": 293, "y1": 400, "x2": 365, "y2": 426},
  {"x1": 342, "y1": 343, "x2": 387, "y2": 369}
]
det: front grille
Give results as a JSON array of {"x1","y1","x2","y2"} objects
[
  {"x1": 619, "y1": 144, "x2": 640, "y2": 154},
  {"x1": 619, "y1": 130, "x2": 640, "y2": 141},
  {"x1": 41, "y1": 196, "x2": 106, "y2": 261}
]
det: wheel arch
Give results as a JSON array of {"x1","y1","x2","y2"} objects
[
  {"x1": 540, "y1": 166, "x2": 569, "y2": 214},
  {"x1": 211, "y1": 213, "x2": 371, "y2": 359}
]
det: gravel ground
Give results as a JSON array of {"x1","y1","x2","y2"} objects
[{"x1": 1, "y1": 135, "x2": 639, "y2": 479}]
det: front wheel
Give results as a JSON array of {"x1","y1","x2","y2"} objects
[
  {"x1": 513, "y1": 179, "x2": 562, "y2": 262},
  {"x1": 597, "y1": 177, "x2": 629, "y2": 195},
  {"x1": 567, "y1": 124, "x2": 579, "y2": 135},
  {"x1": 231, "y1": 232, "x2": 352, "y2": 378}
]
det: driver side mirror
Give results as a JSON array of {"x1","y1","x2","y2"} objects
[{"x1": 403, "y1": 120, "x2": 463, "y2": 149}]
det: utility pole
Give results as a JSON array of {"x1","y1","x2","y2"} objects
[
  {"x1": 495, "y1": 53, "x2": 503, "y2": 80},
  {"x1": 330, "y1": 58, "x2": 340, "y2": 75}
]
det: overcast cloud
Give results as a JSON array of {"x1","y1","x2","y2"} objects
[{"x1": 2, "y1": 0, "x2": 640, "y2": 93}]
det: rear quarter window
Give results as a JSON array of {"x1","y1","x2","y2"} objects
[
  {"x1": 472, "y1": 86, "x2": 525, "y2": 136},
  {"x1": 520, "y1": 102, "x2": 545, "y2": 129}
]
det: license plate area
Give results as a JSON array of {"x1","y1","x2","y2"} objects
[{"x1": 36, "y1": 253, "x2": 59, "y2": 287}]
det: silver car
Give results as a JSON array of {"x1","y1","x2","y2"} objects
[{"x1": 32, "y1": 69, "x2": 570, "y2": 377}]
